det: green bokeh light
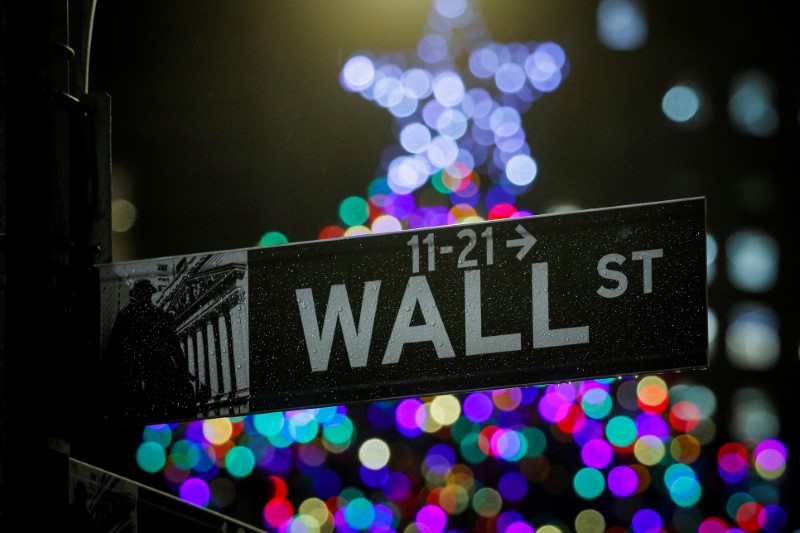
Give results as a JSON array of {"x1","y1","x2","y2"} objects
[
  {"x1": 137, "y1": 441, "x2": 167, "y2": 473},
  {"x1": 225, "y1": 446, "x2": 256, "y2": 478},
  {"x1": 259, "y1": 231, "x2": 288, "y2": 247},
  {"x1": 170, "y1": 439, "x2": 201, "y2": 470},
  {"x1": 430, "y1": 170, "x2": 450, "y2": 194},
  {"x1": 521, "y1": 426, "x2": 547, "y2": 457},
  {"x1": 252, "y1": 412, "x2": 285, "y2": 437},
  {"x1": 574, "y1": 467, "x2": 605, "y2": 499},
  {"x1": 344, "y1": 497, "x2": 376, "y2": 530},
  {"x1": 339, "y1": 196, "x2": 369, "y2": 226},
  {"x1": 267, "y1": 426, "x2": 295, "y2": 448},
  {"x1": 143, "y1": 424, "x2": 173, "y2": 448},
  {"x1": 606, "y1": 415, "x2": 638, "y2": 447},
  {"x1": 460, "y1": 431, "x2": 487, "y2": 464},
  {"x1": 581, "y1": 388, "x2": 613, "y2": 419},
  {"x1": 288, "y1": 413, "x2": 320, "y2": 444},
  {"x1": 323, "y1": 415, "x2": 354, "y2": 446},
  {"x1": 669, "y1": 476, "x2": 702, "y2": 507}
]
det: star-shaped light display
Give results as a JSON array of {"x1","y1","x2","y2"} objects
[{"x1": 326, "y1": 0, "x2": 568, "y2": 237}]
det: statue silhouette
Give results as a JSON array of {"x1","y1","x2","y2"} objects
[{"x1": 105, "y1": 279, "x2": 196, "y2": 422}]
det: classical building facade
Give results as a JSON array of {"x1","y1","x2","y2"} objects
[
  {"x1": 100, "y1": 250, "x2": 250, "y2": 421},
  {"x1": 158, "y1": 253, "x2": 250, "y2": 418}
]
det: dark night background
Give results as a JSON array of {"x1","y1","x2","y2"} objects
[
  {"x1": 45, "y1": 0, "x2": 800, "y2": 530},
  {"x1": 87, "y1": 1, "x2": 797, "y2": 261}
]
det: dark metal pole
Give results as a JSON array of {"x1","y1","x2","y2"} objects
[{"x1": 1, "y1": 0, "x2": 107, "y2": 527}]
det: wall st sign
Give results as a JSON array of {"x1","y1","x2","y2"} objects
[{"x1": 97, "y1": 197, "x2": 707, "y2": 425}]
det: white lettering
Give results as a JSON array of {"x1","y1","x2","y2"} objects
[
  {"x1": 383, "y1": 276, "x2": 454, "y2": 364},
  {"x1": 296, "y1": 281, "x2": 381, "y2": 372},
  {"x1": 532, "y1": 262, "x2": 590, "y2": 348},
  {"x1": 632, "y1": 248, "x2": 663, "y2": 293},
  {"x1": 597, "y1": 253, "x2": 628, "y2": 298},
  {"x1": 464, "y1": 269, "x2": 521, "y2": 355}
]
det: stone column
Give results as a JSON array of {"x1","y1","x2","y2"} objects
[
  {"x1": 195, "y1": 327, "x2": 207, "y2": 396},
  {"x1": 205, "y1": 319, "x2": 220, "y2": 396},
  {"x1": 229, "y1": 299, "x2": 249, "y2": 392},
  {"x1": 216, "y1": 312, "x2": 233, "y2": 396},
  {"x1": 185, "y1": 334, "x2": 197, "y2": 380}
]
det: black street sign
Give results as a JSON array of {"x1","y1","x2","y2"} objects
[{"x1": 96, "y1": 197, "x2": 707, "y2": 425}]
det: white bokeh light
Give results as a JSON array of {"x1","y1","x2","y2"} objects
[
  {"x1": 726, "y1": 229, "x2": 779, "y2": 292},
  {"x1": 597, "y1": 0, "x2": 648, "y2": 51},
  {"x1": 731, "y1": 388, "x2": 780, "y2": 441},
  {"x1": 729, "y1": 70, "x2": 779, "y2": 137},
  {"x1": 341, "y1": 55, "x2": 375, "y2": 92},
  {"x1": 400, "y1": 122, "x2": 432, "y2": 154},
  {"x1": 662, "y1": 84, "x2": 701, "y2": 123},
  {"x1": 505, "y1": 154, "x2": 538, "y2": 186},
  {"x1": 433, "y1": 71, "x2": 466, "y2": 107},
  {"x1": 726, "y1": 303, "x2": 780, "y2": 371},
  {"x1": 358, "y1": 438, "x2": 391, "y2": 470}
]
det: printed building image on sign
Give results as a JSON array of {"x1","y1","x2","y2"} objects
[
  {"x1": 97, "y1": 197, "x2": 707, "y2": 425},
  {"x1": 98, "y1": 251, "x2": 251, "y2": 423}
]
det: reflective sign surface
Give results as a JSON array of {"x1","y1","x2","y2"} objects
[{"x1": 98, "y1": 197, "x2": 707, "y2": 425}]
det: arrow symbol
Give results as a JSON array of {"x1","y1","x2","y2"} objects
[{"x1": 506, "y1": 224, "x2": 537, "y2": 260}]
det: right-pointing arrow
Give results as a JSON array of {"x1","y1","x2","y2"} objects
[{"x1": 506, "y1": 224, "x2": 537, "y2": 260}]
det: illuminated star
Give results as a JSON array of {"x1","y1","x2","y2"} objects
[{"x1": 338, "y1": 0, "x2": 569, "y2": 226}]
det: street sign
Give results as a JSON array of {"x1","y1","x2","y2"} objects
[{"x1": 96, "y1": 197, "x2": 707, "y2": 425}]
